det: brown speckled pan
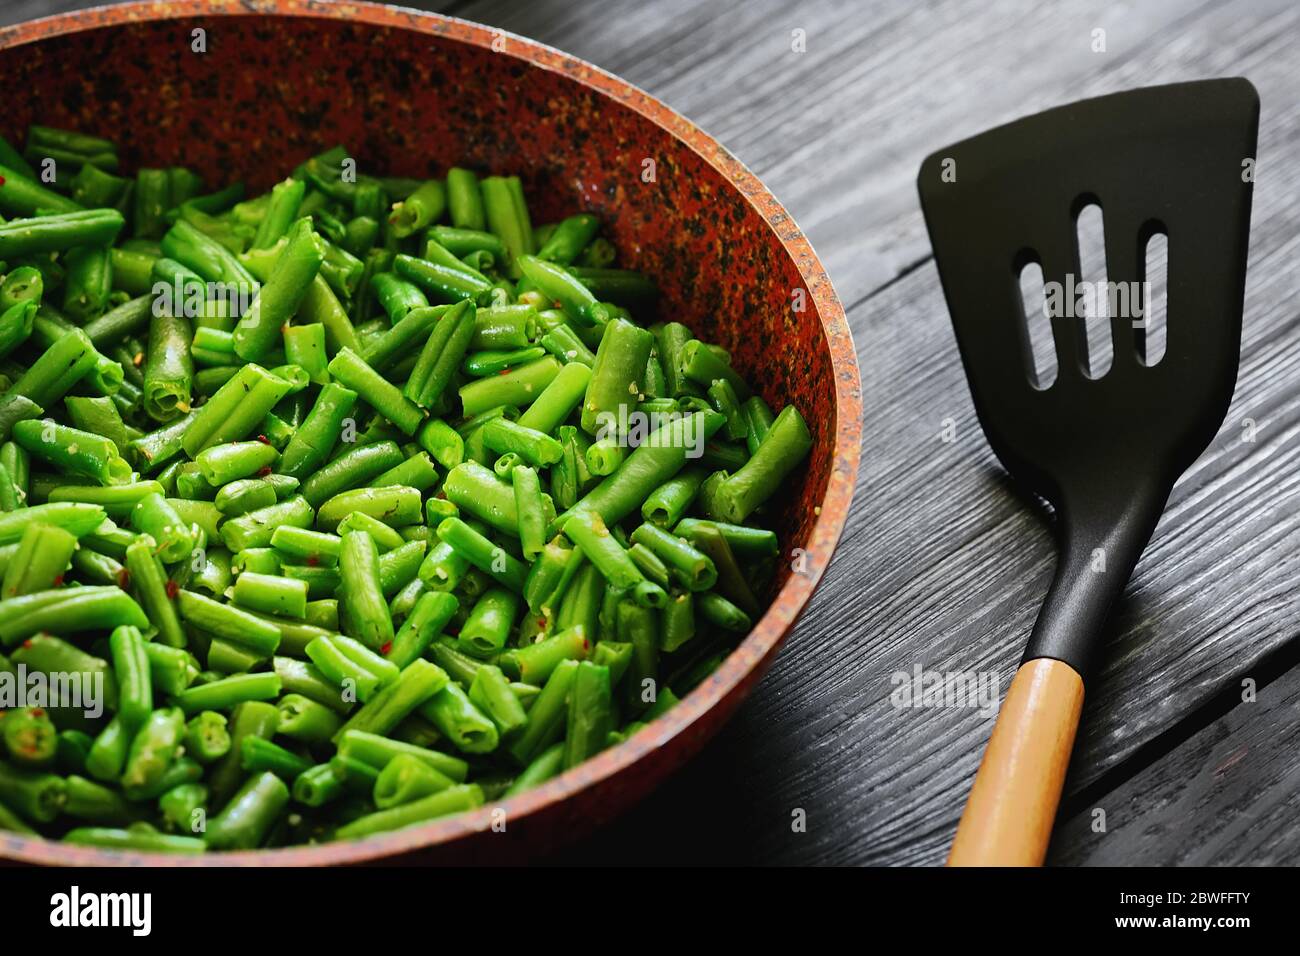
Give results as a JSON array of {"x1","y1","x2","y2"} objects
[{"x1": 0, "y1": 0, "x2": 862, "y2": 865}]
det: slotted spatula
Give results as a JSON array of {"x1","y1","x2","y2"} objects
[{"x1": 916, "y1": 78, "x2": 1259, "y2": 866}]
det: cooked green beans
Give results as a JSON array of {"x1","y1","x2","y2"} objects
[
  {"x1": 2, "y1": 522, "x2": 76, "y2": 598},
  {"x1": 445, "y1": 169, "x2": 486, "y2": 231},
  {"x1": 0, "y1": 134, "x2": 810, "y2": 851},
  {"x1": 181, "y1": 363, "x2": 291, "y2": 456},
  {"x1": 204, "y1": 770, "x2": 289, "y2": 849},
  {"x1": 709, "y1": 404, "x2": 812, "y2": 523},
  {"x1": 335, "y1": 530, "x2": 395, "y2": 651},
  {"x1": 327, "y1": 347, "x2": 424, "y2": 435},
  {"x1": 404, "y1": 298, "x2": 476, "y2": 409},
  {"x1": 0, "y1": 210, "x2": 124, "y2": 258},
  {"x1": 234, "y1": 217, "x2": 325, "y2": 361},
  {"x1": 185, "y1": 711, "x2": 231, "y2": 764},
  {"x1": 108, "y1": 625, "x2": 152, "y2": 731},
  {"x1": 388, "y1": 180, "x2": 447, "y2": 238}
]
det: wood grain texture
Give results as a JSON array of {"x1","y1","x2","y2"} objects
[
  {"x1": 4, "y1": 0, "x2": 1299, "y2": 867},
  {"x1": 423, "y1": 0, "x2": 1283, "y2": 307},
  {"x1": 949, "y1": 659, "x2": 1084, "y2": 867},
  {"x1": 1051, "y1": 663, "x2": 1300, "y2": 866}
]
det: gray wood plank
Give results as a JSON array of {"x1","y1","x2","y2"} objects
[
  {"x1": 441, "y1": 0, "x2": 1292, "y2": 307},
  {"x1": 743, "y1": 30, "x2": 1300, "y2": 865},
  {"x1": 0, "y1": 0, "x2": 105, "y2": 27},
  {"x1": 1051, "y1": 660, "x2": 1300, "y2": 866}
]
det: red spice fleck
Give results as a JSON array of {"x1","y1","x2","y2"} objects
[
  {"x1": 537, "y1": 619, "x2": 546, "y2": 629},
  {"x1": 435, "y1": 491, "x2": 447, "y2": 499},
  {"x1": 257, "y1": 466, "x2": 273, "y2": 477},
  {"x1": 498, "y1": 368, "x2": 510, "y2": 376},
  {"x1": 116, "y1": 568, "x2": 131, "y2": 589},
  {"x1": 21, "y1": 640, "x2": 32, "y2": 650},
  {"x1": 0, "y1": 176, "x2": 5, "y2": 186},
  {"x1": 30, "y1": 708, "x2": 43, "y2": 718},
  {"x1": 306, "y1": 554, "x2": 320, "y2": 567},
  {"x1": 552, "y1": 301, "x2": 563, "y2": 309},
  {"x1": 165, "y1": 579, "x2": 180, "y2": 599},
  {"x1": 51, "y1": 574, "x2": 64, "y2": 587},
  {"x1": 256, "y1": 434, "x2": 270, "y2": 445},
  {"x1": 583, "y1": 639, "x2": 590, "y2": 650},
  {"x1": 380, "y1": 642, "x2": 393, "y2": 656}
]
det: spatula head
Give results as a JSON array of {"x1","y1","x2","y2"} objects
[{"x1": 917, "y1": 79, "x2": 1258, "y2": 509}]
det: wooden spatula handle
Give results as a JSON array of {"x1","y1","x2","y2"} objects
[{"x1": 947, "y1": 657, "x2": 1084, "y2": 866}]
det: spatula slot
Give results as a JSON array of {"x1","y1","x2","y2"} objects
[
  {"x1": 1141, "y1": 230, "x2": 1169, "y2": 366},
  {"x1": 1017, "y1": 257, "x2": 1057, "y2": 390},
  {"x1": 1073, "y1": 203, "x2": 1114, "y2": 379}
]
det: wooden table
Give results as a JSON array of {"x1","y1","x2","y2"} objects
[{"x1": 7, "y1": 0, "x2": 1298, "y2": 865}]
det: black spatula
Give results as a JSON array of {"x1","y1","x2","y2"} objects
[{"x1": 916, "y1": 78, "x2": 1259, "y2": 866}]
